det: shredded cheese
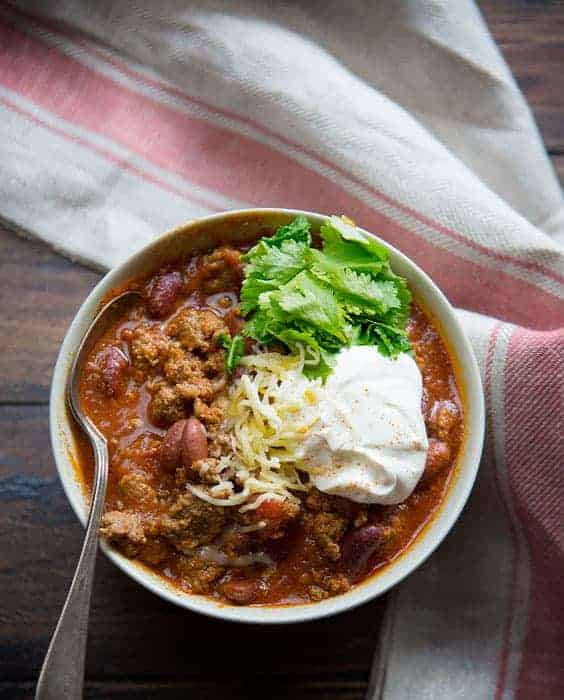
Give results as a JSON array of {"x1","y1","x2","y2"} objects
[
  {"x1": 227, "y1": 351, "x2": 322, "y2": 505},
  {"x1": 239, "y1": 492, "x2": 285, "y2": 513},
  {"x1": 191, "y1": 349, "x2": 322, "y2": 510},
  {"x1": 188, "y1": 482, "x2": 250, "y2": 507}
]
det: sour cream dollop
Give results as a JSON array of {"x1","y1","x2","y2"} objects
[{"x1": 302, "y1": 346, "x2": 428, "y2": 505}]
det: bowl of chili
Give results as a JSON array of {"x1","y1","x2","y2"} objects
[{"x1": 50, "y1": 208, "x2": 485, "y2": 624}]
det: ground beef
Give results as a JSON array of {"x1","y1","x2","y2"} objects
[
  {"x1": 201, "y1": 351, "x2": 227, "y2": 378},
  {"x1": 118, "y1": 472, "x2": 158, "y2": 508},
  {"x1": 147, "y1": 381, "x2": 187, "y2": 426},
  {"x1": 305, "y1": 488, "x2": 368, "y2": 524},
  {"x1": 190, "y1": 458, "x2": 234, "y2": 485},
  {"x1": 308, "y1": 511, "x2": 348, "y2": 561},
  {"x1": 136, "y1": 538, "x2": 170, "y2": 566},
  {"x1": 300, "y1": 568, "x2": 350, "y2": 600},
  {"x1": 200, "y1": 397, "x2": 233, "y2": 459},
  {"x1": 199, "y1": 247, "x2": 243, "y2": 294},
  {"x1": 301, "y1": 489, "x2": 369, "y2": 563},
  {"x1": 127, "y1": 323, "x2": 170, "y2": 373},
  {"x1": 127, "y1": 308, "x2": 228, "y2": 430},
  {"x1": 207, "y1": 431, "x2": 233, "y2": 459},
  {"x1": 219, "y1": 530, "x2": 253, "y2": 560},
  {"x1": 159, "y1": 492, "x2": 226, "y2": 552},
  {"x1": 167, "y1": 308, "x2": 226, "y2": 353},
  {"x1": 209, "y1": 434, "x2": 234, "y2": 462},
  {"x1": 176, "y1": 555, "x2": 225, "y2": 594},
  {"x1": 194, "y1": 396, "x2": 227, "y2": 427},
  {"x1": 163, "y1": 344, "x2": 215, "y2": 401},
  {"x1": 307, "y1": 586, "x2": 327, "y2": 601},
  {"x1": 100, "y1": 510, "x2": 155, "y2": 556},
  {"x1": 101, "y1": 490, "x2": 228, "y2": 564},
  {"x1": 325, "y1": 574, "x2": 351, "y2": 595}
]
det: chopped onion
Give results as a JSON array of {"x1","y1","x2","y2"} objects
[{"x1": 198, "y1": 546, "x2": 273, "y2": 568}]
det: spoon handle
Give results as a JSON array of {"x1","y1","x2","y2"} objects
[{"x1": 35, "y1": 432, "x2": 109, "y2": 700}]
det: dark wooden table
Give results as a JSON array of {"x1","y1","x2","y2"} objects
[{"x1": 1, "y1": 2, "x2": 562, "y2": 698}]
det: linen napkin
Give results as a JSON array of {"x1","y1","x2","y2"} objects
[{"x1": 1, "y1": 1, "x2": 562, "y2": 697}]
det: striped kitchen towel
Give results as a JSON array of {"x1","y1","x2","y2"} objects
[{"x1": 0, "y1": 1, "x2": 562, "y2": 697}]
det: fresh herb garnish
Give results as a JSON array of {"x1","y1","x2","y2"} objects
[
  {"x1": 240, "y1": 215, "x2": 412, "y2": 379},
  {"x1": 217, "y1": 333, "x2": 245, "y2": 374}
]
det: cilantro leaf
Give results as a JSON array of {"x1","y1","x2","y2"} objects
[
  {"x1": 217, "y1": 333, "x2": 245, "y2": 374},
  {"x1": 320, "y1": 219, "x2": 388, "y2": 274},
  {"x1": 239, "y1": 215, "x2": 413, "y2": 377},
  {"x1": 321, "y1": 216, "x2": 389, "y2": 262},
  {"x1": 240, "y1": 239, "x2": 309, "y2": 315},
  {"x1": 351, "y1": 321, "x2": 412, "y2": 357},
  {"x1": 241, "y1": 214, "x2": 311, "y2": 264},
  {"x1": 309, "y1": 250, "x2": 401, "y2": 315},
  {"x1": 266, "y1": 271, "x2": 347, "y2": 342},
  {"x1": 264, "y1": 214, "x2": 312, "y2": 248}
]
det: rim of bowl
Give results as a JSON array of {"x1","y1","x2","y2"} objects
[{"x1": 50, "y1": 208, "x2": 485, "y2": 624}]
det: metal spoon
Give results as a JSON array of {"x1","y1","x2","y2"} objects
[{"x1": 36, "y1": 290, "x2": 141, "y2": 700}]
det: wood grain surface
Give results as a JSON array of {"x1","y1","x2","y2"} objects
[{"x1": 1, "y1": 2, "x2": 562, "y2": 698}]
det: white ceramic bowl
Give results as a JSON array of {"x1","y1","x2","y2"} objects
[{"x1": 50, "y1": 208, "x2": 485, "y2": 624}]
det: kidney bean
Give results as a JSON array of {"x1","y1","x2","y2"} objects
[
  {"x1": 98, "y1": 346, "x2": 129, "y2": 398},
  {"x1": 182, "y1": 417, "x2": 208, "y2": 467},
  {"x1": 341, "y1": 525, "x2": 386, "y2": 582},
  {"x1": 221, "y1": 578, "x2": 260, "y2": 605},
  {"x1": 423, "y1": 439, "x2": 451, "y2": 484},
  {"x1": 427, "y1": 400, "x2": 460, "y2": 440},
  {"x1": 144, "y1": 270, "x2": 183, "y2": 318},
  {"x1": 159, "y1": 417, "x2": 208, "y2": 472},
  {"x1": 160, "y1": 419, "x2": 188, "y2": 472}
]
